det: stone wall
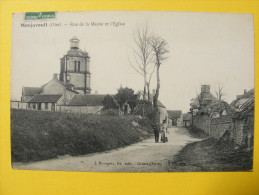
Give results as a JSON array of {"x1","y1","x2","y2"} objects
[
  {"x1": 193, "y1": 114, "x2": 232, "y2": 138},
  {"x1": 57, "y1": 105, "x2": 103, "y2": 114},
  {"x1": 11, "y1": 101, "x2": 28, "y2": 109},
  {"x1": 193, "y1": 114, "x2": 211, "y2": 135},
  {"x1": 210, "y1": 116, "x2": 232, "y2": 139}
]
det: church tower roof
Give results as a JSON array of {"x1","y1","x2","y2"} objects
[{"x1": 67, "y1": 36, "x2": 88, "y2": 57}]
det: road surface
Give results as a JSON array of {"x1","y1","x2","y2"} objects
[{"x1": 12, "y1": 126, "x2": 202, "y2": 172}]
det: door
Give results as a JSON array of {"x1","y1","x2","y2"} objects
[{"x1": 38, "y1": 103, "x2": 41, "y2": 110}]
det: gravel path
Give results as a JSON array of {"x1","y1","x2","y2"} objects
[{"x1": 12, "y1": 126, "x2": 202, "y2": 172}]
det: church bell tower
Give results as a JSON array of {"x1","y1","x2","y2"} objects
[{"x1": 59, "y1": 37, "x2": 91, "y2": 94}]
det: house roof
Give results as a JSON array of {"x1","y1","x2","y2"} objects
[
  {"x1": 230, "y1": 88, "x2": 254, "y2": 108},
  {"x1": 23, "y1": 87, "x2": 42, "y2": 96},
  {"x1": 183, "y1": 113, "x2": 192, "y2": 121},
  {"x1": 157, "y1": 100, "x2": 166, "y2": 108},
  {"x1": 41, "y1": 78, "x2": 79, "y2": 94},
  {"x1": 234, "y1": 94, "x2": 254, "y2": 119},
  {"x1": 168, "y1": 110, "x2": 182, "y2": 119},
  {"x1": 67, "y1": 94, "x2": 106, "y2": 106},
  {"x1": 197, "y1": 101, "x2": 237, "y2": 116},
  {"x1": 191, "y1": 92, "x2": 217, "y2": 108},
  {"x1": 28, "y1": 94, "x2": 63, "y2": 103}
]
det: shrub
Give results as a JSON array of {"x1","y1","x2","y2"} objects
[{"x1": 11, "y1": 109, "x2": 150, "y2": 163}]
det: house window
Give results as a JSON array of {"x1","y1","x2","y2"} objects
[
  {"x1": 33, "y1": 103, "x2": 36, "y2": 109},
  {"x1": 45, "y1": 103, "x2": 48, "y2": 110},
  {"x1": 78, "y1": 61, "x2": 80, "y2": 72},
  {"x1": 51, "y1": 103, "x2": 55, "y2": 111},
  {"x1": 74, "y1": 61, "x2": 77, "y2": 72}
]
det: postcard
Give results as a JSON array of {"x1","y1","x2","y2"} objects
[{"x1": 11, "y1": 11, "x2": 254, "y2": 172}]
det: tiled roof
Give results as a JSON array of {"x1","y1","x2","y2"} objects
[
  {"x1": 168, "y1": 110, "x2": 182, "y2": 119},
  {"x1": 28, "y1": 94, "x2": 63, "y2": 103},
  {"x1": 23, "y1": 87, "x2": 42, "y2": 96},
  {"x1": 183, "y1": 113, "x2": 192, "y2": 121},
  {"x1": 68, "y1": 94, "x2": 106, "y2": 106}
]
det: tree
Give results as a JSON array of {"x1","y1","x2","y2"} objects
[
  {"x1": 129, "y1": 25, "x2": 155, "y2": 101},
  {"x1": 114, "y1": 87, "x2": 139, "y2": 114},
  {"x1": 102, "y1": 95, "x2": 118, "y2": 110},
  {"x1": 215, "y1": 83, "x2": 225, "y2": 101},
  {"x1": 148, "y1": 35, "x2": 169, "y2": 129}
]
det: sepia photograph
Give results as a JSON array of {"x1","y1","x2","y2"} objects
[{"x1": 10, "y1": 11, "x2": 254, "y2": 172}]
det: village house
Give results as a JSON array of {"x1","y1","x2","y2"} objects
[
  {"x1": 190, "y1": 85, "x2": 217, "y2": 115},
  {"x1": 167, "y1": 110, "x2": 182, "y2": 126},
  {"x1": 57, "y1": 94, "x2": 106, "y2": 114},
  {"x1": 230, "y1": 89, "x2": 254, "y2": 147},
  {"x1": 11, "y1": 37, "x2": 102, "y2": 113},
  {"x1": 182, "y1": 112, "x2": 192, "y2": 127}
]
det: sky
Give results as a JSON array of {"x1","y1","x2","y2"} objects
[{"x1": 11, "y1": 11, "x2": 254, "y2": 113}]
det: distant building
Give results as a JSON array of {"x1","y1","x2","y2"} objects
[
  {"x1": 190, "y1": 85, "x2": 217, "y2": 115},
  {"x1": 168, "y1": 110, "x2": 182, "y2": 126},
  {"x1": 183, "y1": 112, "x2": 192, "y2": 127}
]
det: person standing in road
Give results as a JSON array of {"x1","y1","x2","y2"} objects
[
  {"x1": 160, "y1": 119, "x2": 168, "y2": 143},
  {"x1": 153, "y1": 123, "x2": 160, "y2": 143}
]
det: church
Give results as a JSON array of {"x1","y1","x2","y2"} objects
[{"x1": 17, "y1": 37, "x2": 105, "y2": 114}]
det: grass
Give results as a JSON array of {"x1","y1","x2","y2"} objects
[
  {"x1": 11, "y1": 109, "x2": 152, "y2": 163},
  {"x1": 169, "y1": 130, "x2": 253, "y2": 172}
]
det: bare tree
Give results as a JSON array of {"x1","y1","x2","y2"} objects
[
  {"x1": 215, "y1": 83, "x2": 225, "y2": 101},
  {"x1": 148, "y1": 35, "x2": 169, "y2": 129},
  {"x1": 129, "y1": 25, "x2": 154, "y2": 101}
]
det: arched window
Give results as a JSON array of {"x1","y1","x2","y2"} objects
[
  {"x1": 74, "y1": 61, "x2": 77, "y2": 72},
  {"x1": 78, "y1": 61, "x2": 80, "y2": 72}
]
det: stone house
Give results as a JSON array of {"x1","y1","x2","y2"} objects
[
  {"x1": 27, "y1": 94, "x2": 64, "y2": 111},
  {"x1": 230, "y1": 89, "x2": 254, "y2": 147},
  {"x1": 168, "y1": 110, "x2": 182, "y2": 126},
  {"x1": 157, "y1": 100, "x2": 169, "y2": 124},
  {"x1": 183, "y1": 112, "x2": 192, "y2": 127},
  {"x1": 57, "y1": 94, "x2": 106, "y2": 114},
  {"x1": 21, "y1": 87, "x2": 42, "y2": 102},
  {"x1": 193, "y1": 101, "x2": 236, "y2": 138},
  {"x1": 190, "y1": 85, "x2": 217, "y2": 115}
]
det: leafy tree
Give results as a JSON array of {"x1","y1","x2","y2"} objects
[
  {"x1": 102, "y1": 95, "x2": 118, "y2": 110},
  {"x1": 114, "y1": 87, "x2": 139, "y2": 114}
]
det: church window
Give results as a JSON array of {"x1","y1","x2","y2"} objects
[
  {"x1": 78, "y1": 61, "x2": 80, "y2": 72},
  {"x1": 74, "y1": 61, "x2": 77, "y2": 72}
]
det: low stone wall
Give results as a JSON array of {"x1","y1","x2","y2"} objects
[{"x1": 57, "y1": 105, "x2": 103, "y2": 114}]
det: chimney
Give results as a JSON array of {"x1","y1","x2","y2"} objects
[
  {"x1": 201, "y1": 85, "x2": 210, "y2": 93},
  {"x1": 53, "y1": 73, "x2": 58, "y2": 79},
  {"x1": 244, "y1": 89, "x2": 247, "y2": 94}
]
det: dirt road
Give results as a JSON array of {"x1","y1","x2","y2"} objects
[{"x1": 12, "y1": 126, "x2": 202, "y2": 172}]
